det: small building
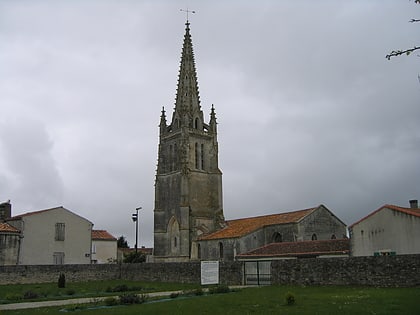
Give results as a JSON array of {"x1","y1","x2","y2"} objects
[
  {"x1": 6, "y1": 206, "x2": 93, "y2": 265},
  {"x1": 349, "y1": 200, "x2": 420, "y2": 256},
  {"x1": 197, "y1": 204, "x2": 347, "y2": 261},
  {"x1": 0, "y1": 222, "x2": 20, "y2": 265},
  {"x1": 91, "y1": 230, "x2": 117, "y2": 264},
  {"x1": 236, "y1": 239, "x2": 350, "y2": 261}
]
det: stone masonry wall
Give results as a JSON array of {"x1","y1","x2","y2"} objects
[
  {"x1": 271, "y1": 254, "x2": 420, "y2": 287},
  {"x1": 0, "y1": 262, "x2": 242, "y2": 285},
  {"x1": 1, "y1": 255, "x2": 419, "y2": 287}
]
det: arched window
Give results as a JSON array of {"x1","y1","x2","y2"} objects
[
  {"x1": 311, "y1": 233, "x2": 317, "y2": 241},
  {"x1": 218, "y1": 242, "x2": 223, "y2": 260},
  {"x1": 197, "y1": 244, "x2": 201, "y2": 260},
  {"x1": 331, "y1": 234, "x2": 336, "y2": 239},
  {"x1": 272, "y1": 232, "x2": 282, "y2": 243},
  {"x1": 194, "y1": 118, "x2": 199, "y2": 129},
  {"x1": 168, "y1": 217, "x2": 180, "y2": 254}
]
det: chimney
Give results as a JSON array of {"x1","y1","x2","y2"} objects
[
  {"x1": 0, "y1": 200, "x2": 12, "y2": 221},
  {"x1": 409, "y1": 199, "x2": 418, "y2": 209}
]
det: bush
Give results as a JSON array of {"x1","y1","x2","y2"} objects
[
  {"x1": 5, "y1": 293, "x2": 23, "y2": 301},
  {"x1": 58, "y1": 273, "x2": 66, "y2": 288},
  {"x1": 66, "y1": 289, "x2": 76, "y2": 296},
  {"x1": 194, "y1": 288, "x2": 204, "y2": 296},
  {"x1": 104, "y1": 297, "x2": 119, "y2": 306},
  {"x1": 23, "y1": 290, "x2": 39, "y2": 300},
  {"x1": 119, "y1": 293, "x2": 148, "y2": 305},
  {"x1": 208, "y1": 284, "x2": 230, "y2": 294},
  {"x1": 123, "y1": 252, "x2": 146, "y2": 263},
  {"x1": 285, "y1": 292, "x2": 296, "y2": 305},
  {"x1": 170, "y1": 292, "x2": 179, "y2": 299}
]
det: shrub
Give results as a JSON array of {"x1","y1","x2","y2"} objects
[
  {"x1": 208, "y1": 284, "x2": 230, "y2": 294},
  {"x1": 104, "y1": 297, "x2": 119, "y2": 306},
  {"x1": 194, "y1": 288, "x2": 204, "y2": 296},
  {"x1": 119, "y1": 293, "x2": 149, "y2": 304},
  {"x1": 66, "y1": 289, "x2": 76, "y2": 296},
  {"x1": 170, "y1": 292, "x2": 179, "y2": 299},
  {"x1": 58, "y1": 273, "x2": 66, "y2": 288},
  {"x1": 23, "y1": 290, "x2": 39, "y2": 300},
  {"x1": 285, "y1": 292, "x2": 296, "y2": 305},
  {"x1": 123, "y1": 252, "x2": 146, "y2": 263},
  {"x1": 5, "y1": 293, "x2": 23, "y2": 301}
]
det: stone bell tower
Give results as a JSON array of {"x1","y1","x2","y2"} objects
[{"x1": 153, "y1": 21, "x2": 225, "y2": 262}]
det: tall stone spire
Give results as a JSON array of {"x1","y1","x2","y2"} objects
[
  {"x1": 153, "y1": 21, "x2": 224, "y2": 262},
  {"x1": 171, "y1": 21, "x2": 203, "y2": 130}
]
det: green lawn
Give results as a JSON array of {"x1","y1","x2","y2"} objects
[
  {"x1": 2, "y1": 284, "x2": 419, "y2": 315},
  {"x1": 0, "y1": 280, "x2": 200, "y2": 304}
]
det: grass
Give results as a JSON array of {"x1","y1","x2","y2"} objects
[
  {"x1": 1, "y1": 284, "x2": 419, "y2": 315},
  {"x1": 0, "y1": 280, "x2": 200, "y2": 304}
]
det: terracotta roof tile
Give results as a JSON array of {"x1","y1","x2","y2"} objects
[
  {"x1": 0, "y1": 222, "x2": 20, "y2": 233},
  {"x1": 237, "y1": 239, "x2": 350, "y2": 258},
  {"x1": 92, "y1": 230, "x2": 117, "y2": 241},
  {"x1": 199, "y1": 207, "x2": 317, "y2": 241},
  {"x1": 349, "y1": 204, "x2": 420, "y2": 228}
]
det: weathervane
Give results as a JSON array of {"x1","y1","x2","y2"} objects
[{"x1": 180, "y1": 8, "x2": 196, "y2": 22}]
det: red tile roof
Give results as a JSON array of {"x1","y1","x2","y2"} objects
[
  {"x1": 349, "y1": 204, "x2": 420, "y2": 228},
  {"x1": 7, "y1": 206, "x2": 67, "y2": 220},
  {"x1": 199, "y1": 207, "x2": 317, "y2": 241},
  {"x1": 0, "y1": 222, "x2": 20, "y2": 233},
  {"x1": 237, "y1": 239, "x2": 350, "y2": 259},
  {"x1": 92, "y1": 230, "x2": 117, "y2": 241}
]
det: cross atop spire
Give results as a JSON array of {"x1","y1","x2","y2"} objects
[{"x1": 180, "y1": 8, "x2": 196, "y2": 23}]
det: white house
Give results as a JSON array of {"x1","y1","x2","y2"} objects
[
  {"x1": 349, "y1": 200, "x2": 420, "y2": 256},
  {"x1": 91, "y1": 230, "x2": 117, "y2": 264},
  {"x1": 6, "y1": 206, "x2": 93, "y2": 265}
]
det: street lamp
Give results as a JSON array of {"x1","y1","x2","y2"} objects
[{"x1": 132, "y1": 207, "x2": 142, "y2": 253}]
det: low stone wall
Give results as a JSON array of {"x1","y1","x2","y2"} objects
[
  {"x1": 0, "y1": 262, "x2": 242, "y2": 285},
  {"x1": 1, "y1": 255, "x2": 419, "y2": 287},
  {"x1": 271, "y1": 254, "x2": 420, "y2": 287}
]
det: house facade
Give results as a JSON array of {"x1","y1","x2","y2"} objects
[
  {"x1": 349, "y1": 200, "x2": 420, "y2": 256},
  {"x1": 6, "y1": 206, "x2": 93, "y2": 265},
  {"x1": 91, "y1": 230, "x2": 117, "y2": 264},
  {"x1": 197, "y1": 205, "x2": 347, "y2": 261}
]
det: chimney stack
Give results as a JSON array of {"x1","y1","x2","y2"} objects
[
  {"x1": 409, "y1": 199, "x2": 418, "y2": 209},
  {"x1": 0, "y1": 200, "x2": 12, "y2": 221}
]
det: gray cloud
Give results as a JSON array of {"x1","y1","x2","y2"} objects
[{"x1": 0, "y1": 0, "x2": 419, "y2": 247}]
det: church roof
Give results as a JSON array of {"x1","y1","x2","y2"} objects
[
  {"x1": 236, "y1": 239, "x2": 350, "y2": 259},
  {"x1": 0, "y1": 222, "x2": 20, "y2": 233},
  {"x1": 349, "y1": 204, "x2": 420, "y2": 228},
  {"x1": 92, "y1": 230, "x2": 117, "y2": 241},
  {"x1": 199, "y1": 207, "x2": 318, "y2": 241}
]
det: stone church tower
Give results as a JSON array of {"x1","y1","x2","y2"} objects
[{"x1": 153, "y1": 21, "x2": 225, "y2": 262}]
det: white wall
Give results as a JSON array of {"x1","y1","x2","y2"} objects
[
  {"x1": 350, "y1": 208, "x2": 420, "y2": 256},
  {"x1": 18, "y1": 208, "x2": 92, "y2": 265},
  {"x1": 92, "y1": 240, "x2": 117, "y2": 264}
]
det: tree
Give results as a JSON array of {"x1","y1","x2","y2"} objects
[
  {"x1": 123, "y1": 251, "x2": 146, "y2": 263},
  {"x1": 386, "y1": 0, "x2": 420, "y2": 60},
  {"x1": 117, "y1": 235, "x2": 129, "y2": 248}
]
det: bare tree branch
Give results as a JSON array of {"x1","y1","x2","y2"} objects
[{"x1": 386, "y1": 46, "x2": 420, "y2": 60}]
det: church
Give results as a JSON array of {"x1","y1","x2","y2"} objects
[{"x1": 153, "y1": 20, "x2": 347, "y2": 262}]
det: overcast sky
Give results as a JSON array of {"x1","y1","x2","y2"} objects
[{"x1": 1, "y1": 1, "x2": 419, "y2": 248}]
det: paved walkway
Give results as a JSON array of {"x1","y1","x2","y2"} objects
[{"x1": 0, "y1": 290, "x2": 184, "y2": 311}]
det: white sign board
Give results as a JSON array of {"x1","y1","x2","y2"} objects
[{"x1": 201, "y1": 261, "x2": 219, "y2": 285}]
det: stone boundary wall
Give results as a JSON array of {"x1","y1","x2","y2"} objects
[
  {"x1": 0, "y1": 262, "x2": 242, "y2": 285},
  {"x1": 1, "y1": 255, "x2": 419, "y2": 287},
  {"x1": 271, "y1": 254, "x2": 420, "y2": 287}
]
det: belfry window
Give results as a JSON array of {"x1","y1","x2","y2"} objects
[
  {"x1": 201, "y1": 144, "x2": 205, "y2": 170},
  {"x1": 195, "y1": 143, "x2": 199, "y2": 169}
]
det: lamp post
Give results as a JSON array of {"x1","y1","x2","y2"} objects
[{"x1": 132, "y1": 207, "x2": 141, "y2": 253}]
